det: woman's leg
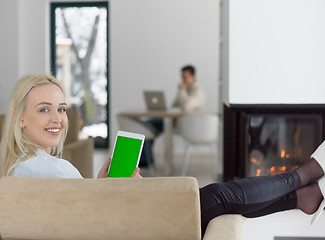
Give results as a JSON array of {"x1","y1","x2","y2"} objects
[
  {"x1": 200, "y1": 159, "x2": 324, "y2": 237},
  {"x1": 200, "y1": 171, "x2": 300, "y2": 235},
  {"x1": 296, "y1": 183, "x2": 323, "y2": 215},
  {"x1": 242, "y1": 191, "x2": 297, "y2": 218},
  {"x1": 242, "y1": 182, "x2": 323, "y2": 217},
  {"x1": 296, "y1": 158, "x2": 324, "y2": 186}
]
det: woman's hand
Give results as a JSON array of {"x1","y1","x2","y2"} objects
[
  {"x1": 97, "y1": 157, "x2": 142, "y2": 178},
  {"x1": 131, "y1": 167, "x2": 142, "y2": 178},
  {"x1": 97, "y1": 157, "x2": 111, "y2": 178}
]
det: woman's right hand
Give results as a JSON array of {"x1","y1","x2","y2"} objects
[{"x1": 97, "y1": 157, "x2": 111, "y2": 178}]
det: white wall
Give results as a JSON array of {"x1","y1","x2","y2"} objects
[
  {"x1": 110, "y1": 0, "x2": 220, "y2": 148},
  {"x1": 18, "y1": 0, "x2": 48, "y2": 76},
  {"x1": 0, "y1": 0, "x2": 220, "y2": 153},
  {"x1": 224, "y1": 0, "x2": 325, "y2": 104},
  {"x1": 0, "y1": 0, "x2": 48, "y2": 114},
  {"x1": 0, "y1": 0, "x2": 19, "y2": 114}
]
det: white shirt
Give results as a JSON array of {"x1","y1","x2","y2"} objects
[
  {"x1": 172, "y1": 82, "x2": 205, "y2": 111},
  {"x1": 13, "y1": 149, "x2": 83, "y2": 178}
]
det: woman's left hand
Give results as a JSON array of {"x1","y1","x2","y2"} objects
[{"x1": 131, "y1": 167, "x2": 142, "y2": 178}]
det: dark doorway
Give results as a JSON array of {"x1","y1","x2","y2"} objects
[{"x1": 50, "y1": 2, "x2": 109, "y2": 148}]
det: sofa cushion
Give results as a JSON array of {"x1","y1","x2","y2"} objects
[
  {"x1": 65, "y1": 106, "x2": 81, "y2": 144},
  {"x1": 0, "y1": 177, "x2": 201, "y2": 240},
  {"x1": 63, "y1": 138, "x2": 94, "y2": 178}
]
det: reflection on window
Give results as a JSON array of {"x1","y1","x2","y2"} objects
[{"x1": 51, "y1": 2, "x2": 109, "y2": 147}]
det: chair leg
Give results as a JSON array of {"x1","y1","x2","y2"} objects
[
  {"x1": 141, "y1": 139, "x2": 155, "y2": 177},
  {"x1": 144, "y1": 140, "x2": 155, "y2": 176},
  {"x1": 181, "y1": 144, "x2": 192, "y2": 176},
  {"x1": 210, "y1": 144, "x2": 218, "y2": 181}
]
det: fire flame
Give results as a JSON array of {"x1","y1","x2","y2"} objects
[
  {"x1": 270, "y1": 166, "x2": 275, "y2": 173},
  {"x1": 280, "y1": 149, "x2": 290, "y2": 159},
  {"x1": 251, "y1": 148, "x2": 298, "y2": 176},
  {"x1": 280, "y1": 150, "x2": 285, "y2": 158},
  {"x1": 250, "y1": 124, "x2": 304, "y2": 177},
  {"x1": 251, "y1": 157, "x2": 261, "y2": 165},
  {"x1": 291, "y1": 166, "x2": 298, "y2": 171}
]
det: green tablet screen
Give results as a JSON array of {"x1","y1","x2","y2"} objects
[{"x1": 108, "y1": 136, "x2": 143, "y2": 178}]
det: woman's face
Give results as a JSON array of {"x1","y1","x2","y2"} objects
[{"x1": 21, "y1": 84, "x2": 68, "y2": 153}]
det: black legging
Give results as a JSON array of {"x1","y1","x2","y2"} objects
[{"x1": 200, "y1": 170, "x2": 300, "y2": 237}]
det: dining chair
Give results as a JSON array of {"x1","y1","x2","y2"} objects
[{"x1": 179, "y1": 113, "x2": 219, "y2": 177}]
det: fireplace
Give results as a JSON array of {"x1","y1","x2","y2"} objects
[{"x1": 223, "y1": 104, "x2": 325, "y2": 181}]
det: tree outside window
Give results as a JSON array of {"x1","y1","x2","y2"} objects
[{"x1": 51, "y1": 2, "x2": 109, "y2": 148}]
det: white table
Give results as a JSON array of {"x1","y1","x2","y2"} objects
[{"x1": 118, "y1": 109, "x2": 218, "y2": 175}]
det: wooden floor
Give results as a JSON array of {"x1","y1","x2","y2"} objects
[{"x1": 93, "y1": 150, "x2": 221, "y2": 187}]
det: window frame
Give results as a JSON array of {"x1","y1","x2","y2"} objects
[{"x1": 50, "y1": 1, "x2": 110, "y2": 148}]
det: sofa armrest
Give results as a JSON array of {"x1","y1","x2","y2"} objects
[
  {"x1": 63, "y1": 138, "x2": 94, "y2": 178},
  {"x1": 203, "y1": 215, "x2": 246, "y2": 240}
]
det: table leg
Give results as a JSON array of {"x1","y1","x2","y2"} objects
[{"x1": 163, "y1": 118, "x2": 174, "y2": 175}]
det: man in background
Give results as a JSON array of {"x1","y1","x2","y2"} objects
[
  {"x1": 149, "y1": 65, "x2": 205, "y2": 133},
  {"x1": 140, "y1": 65, "x2": 205, "y2": 167},
  {"x1": 172, "y1": 65, "x2": 205, "y2": 111}
]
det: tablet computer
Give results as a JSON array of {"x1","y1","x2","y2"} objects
[{"x1": 108, "y1": 131, "x2": 145, "y2": 178}]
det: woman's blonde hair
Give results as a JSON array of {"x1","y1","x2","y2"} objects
[{"x1": 0, "y1": 74, "x2": 68, "y2": 177}]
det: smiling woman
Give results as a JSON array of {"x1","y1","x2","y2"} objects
[
  {"x1": 21, "y1": 84, "x2": 68, "y2": 154},
  {"x1": 0, "y1": 74, "x2": 142, "y2": 179},
  {"x1": 0, "y1": 74, "x2": 69, "y2": 176}
]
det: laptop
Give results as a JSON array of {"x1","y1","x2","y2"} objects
[{"x1": 144, "y1": 91, "x2": 167, "y2": 111}]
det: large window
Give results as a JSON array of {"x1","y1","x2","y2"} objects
[{"x1": 50, "y1": 2, "x2": 109, "y2": 148}]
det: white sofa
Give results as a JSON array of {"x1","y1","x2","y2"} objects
[{"x1": 0, "y1": 177, "x2": 245, "y2": 240}]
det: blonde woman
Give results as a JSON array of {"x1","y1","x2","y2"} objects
[
  {"x1": 1, "y1": 74, "x2": 325, "y2": 238},
  {"x1": 0, "y1": 74, "x2": 141, "y2": 179}
]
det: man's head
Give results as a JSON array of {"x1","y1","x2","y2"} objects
[{"x1": 181, "y1": 65, "x2": 196, "y2": 87}]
